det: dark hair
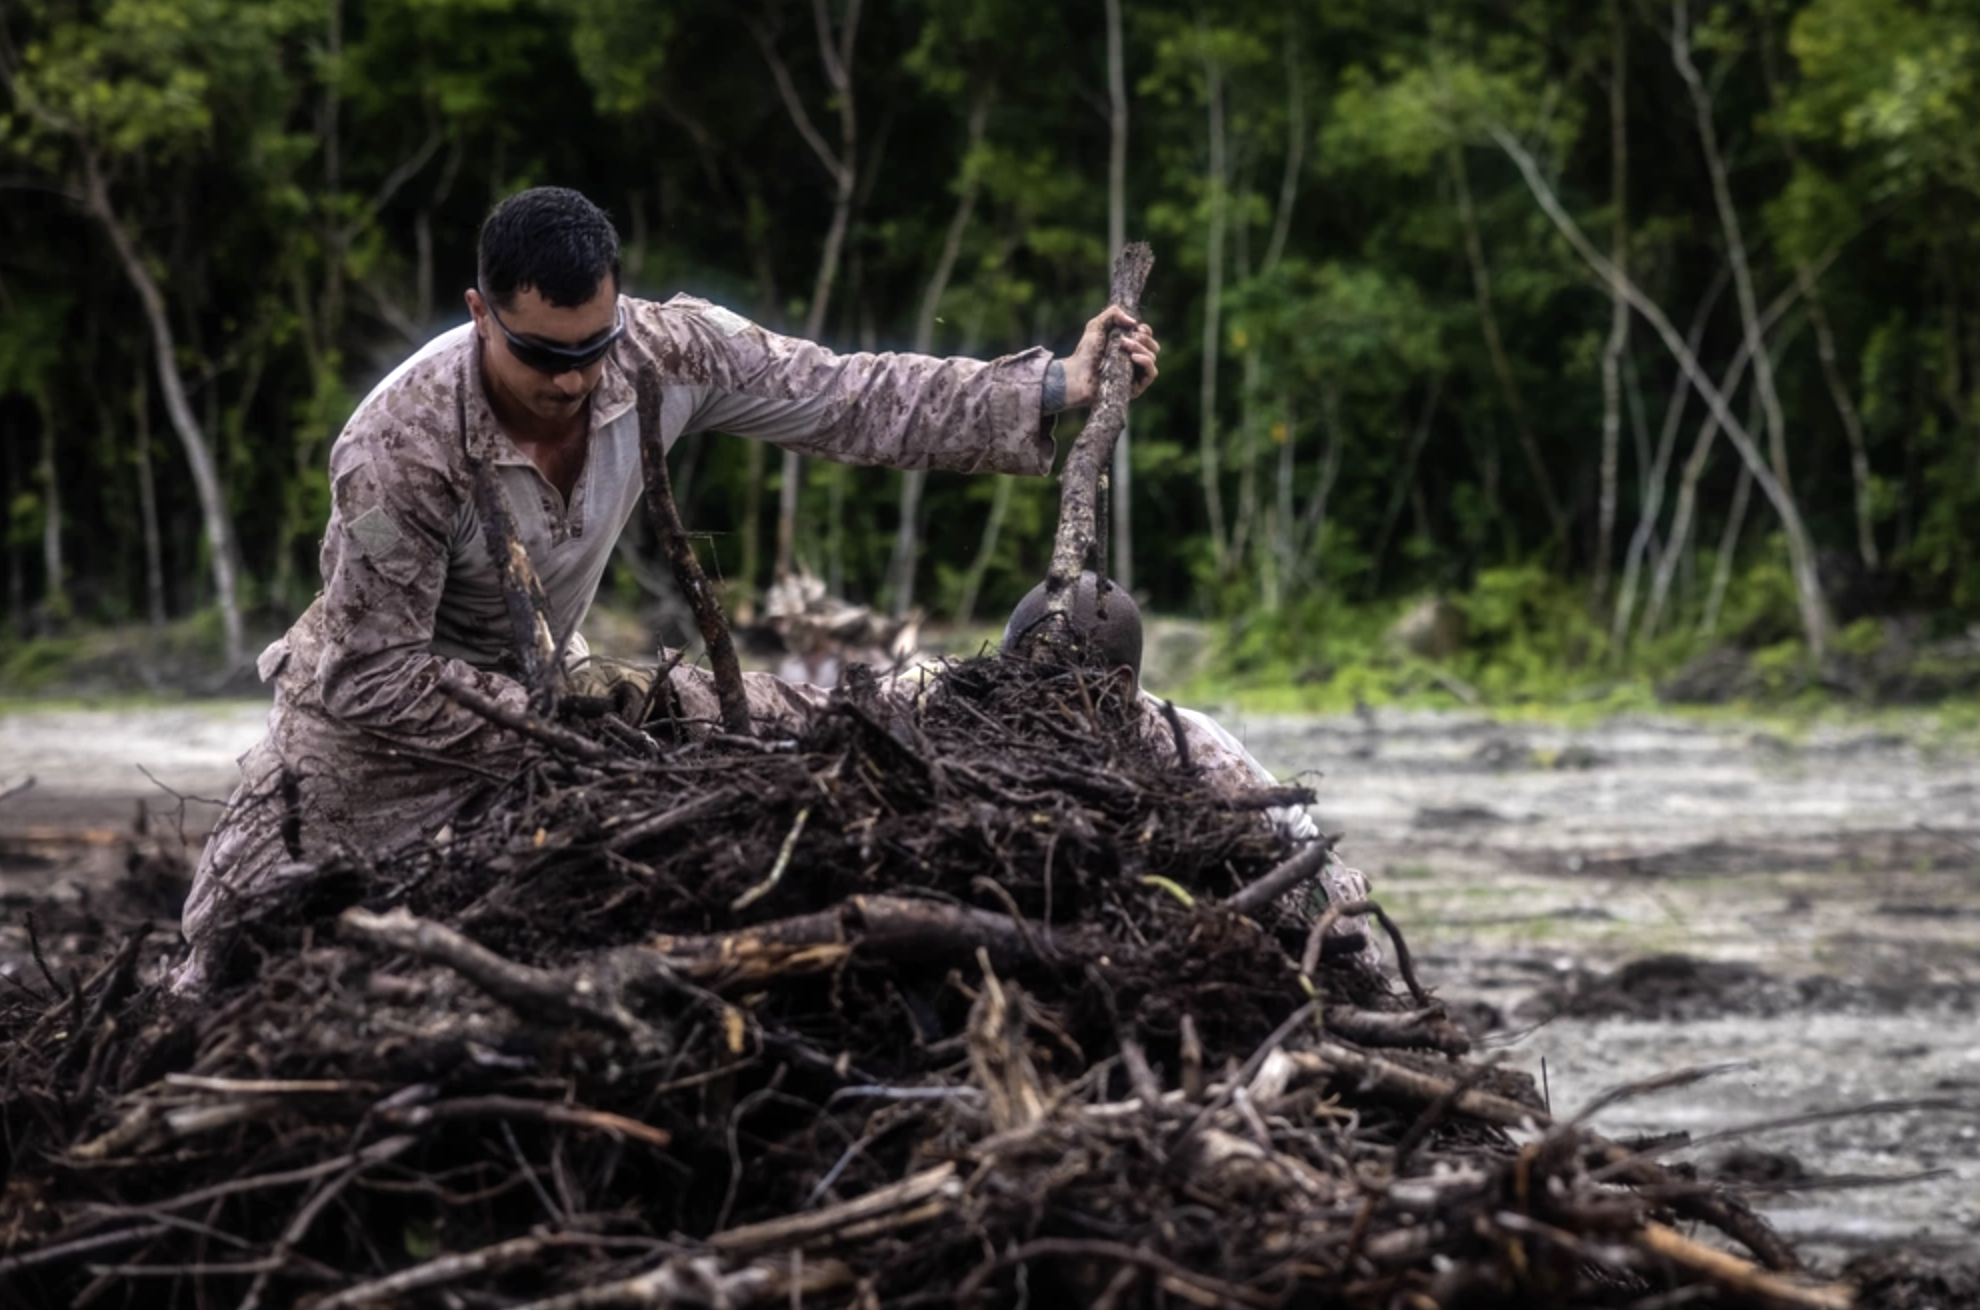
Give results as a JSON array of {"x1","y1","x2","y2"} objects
[
  {"x1": 477, "y1": 187, "x2": 622, "y2": 310},
  {"x1": 1001, "y1": 573, "x2": 1144, "y2": 681}
]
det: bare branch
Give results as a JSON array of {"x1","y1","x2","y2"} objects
[
  {"x1": 1030, "y1": 243, "x2": 1154, "y2": 646},
  {"x1": 1488, "y1": 124, "x2": 1831, "y2": 656},
  {"x1": 749, "y1": 16, "x2": 841, "y2": 180}
]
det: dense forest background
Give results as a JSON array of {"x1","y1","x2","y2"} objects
[{"x1": 2, "y1": 0, "x2": 1977, "y2": 690}]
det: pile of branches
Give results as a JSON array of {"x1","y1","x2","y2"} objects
[
  {"x1": 0, "y1": 654, "x2": 1856, "y2": 1310},
  {"x1": 0, "y1": 247, "x2": 1865, "y2": 1308}
]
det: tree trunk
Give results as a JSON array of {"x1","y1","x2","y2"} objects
[
  {"x1": 758, "y1": 0, "x2": 863, "y2": 584},
  {"x1": 1262, "y1": 22, "x2": 1305, "y2": 276},
  {"x1": 1756, "y1": 8, "x2": 1880, "y2": 572},
  {"x1": 1623, "y1": 349, "x2": 1657, "y2": 598},
  {"x1": 1448, "y1": 143, "x2": 1569, "y2": 547},
  {"x1": 4, "y1": 428, "x2": 22, "y2": 636},
  {"x1": 1234, "y1": 33, "x2": 1307, "y2": 600},
  {"x1": 954, "y1": 475, "x2": 1013, "y2": 629},
  {"x1": 1701, "y1": 464, "x2": 1753, "y2": 640},
  {"x1": 1641, "y1": 315, "x2": 1808, "y2": 644},
  {"x1": 82, "y1": 151, "x2": 245, "y2": 668},
  {"x1": 1805, "y1": 286, "x2": 1879, "y2": 570},
  {"x1": 738, "y1": 443, "x2": 766, "y2": 622},
  {"x1": 1641, "y1": 414, "x2": 1713, "y2": 643},
  {"x1": 1295, "y1": 383, "x2": 1346, "y2": 573},
  {"x1": 1265, "y1": 395, "x2": 1295, "y2": 611},
  {"x1": 320, "y1": 0, "x2": 347, "y2": 350},
  {"x1": 133, "y1": 370, "x2": 167, "y2": 628},
  {"x1": 887, "y1": 88, "x2": 990, "y2": 617},
  {"x1": 35, "y1": 394, "x2": 65, "y2": 622},
  {"x1": 1491, "y1": 125, "x2": 1830, "y2": 659},
  {"x1": 1233, "y1": 351, "x2": 1263, "y2": 570},
  {"x1": 1594, "y1": 0, "x2": 1629, "y2": 606},
  {"x1": 1196, "y1": 37, "x2": 1231, "y2": 576},
  {"x1": 1105, "y1": 0, "x2": 1133, "y2": 593},
  {"x1": 1613, "y1": 267, "x2": 1727, "y2": 651},
  {"x1": 1371, "y1": 381, "x2": 1442, "y2": 592},
  {"x1": 1674, "y1": 2, "x2": 1793, "y2": 493}
]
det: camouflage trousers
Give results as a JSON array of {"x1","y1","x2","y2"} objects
[{"x1": 169, "y1": 645, "x2": 829, "y2": 995}]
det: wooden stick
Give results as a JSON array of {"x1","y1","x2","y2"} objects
[
  {"x1": 1288, "y1": 1045, "x2": 1552, "y2": 1130},
  {"x1": 0, "y1": 1223, "x2": 173, "y2": 1277},
  {"x1": 1029, "y1": 243, "x2": 1155, "y2": 652},
  {"x1": 439, "y1": 676, "x2": 615, "y2": 763},
  {"x1": 958, "y1": 1236, "x2": 1276, "y2": 1310},
  {"x1": 163, "y1": 1075, "x2": 378, "y2": 1096},
  {"x1": 471, "y1": 457, "x2": 560, "y2": 702},
  {"x1": 637, "y1": 395, "x2": 751, "y2": 736},
  {"x1": 62, "y1": 1136, "x2": 420, "y2": 1224},
  {"x1": 305, "y1": 1233, "x2": 574, "y2": 1309},
  {"x1": 505, "y1": 1255, "x2": 851, "y2": 1310},
  {"x1": 1322, "y1": 1005, "x2": 1471, "y2": 1057},
  {"x1": 650, "y1": 895, "x2": 1076, "y2": 989},
  {"x1": 605, "y1": 786, "x2": 736, "y2": 852},
  {"x1": 1225, "y1": 839, "x2": 1334, "y2": 916},
  {"x1": 380, "y1": 1095, "x2": 672, "y2": 1148},
  {"x1": 1635, "y1": 1220, "x2": 1853, "y2": 1309},
  {"x1": 708, "y1": 1163, "x2": 958, "y2": 1255},
  {"x1": 339, "y1": 908, "x2": 667, "y2": 1052}
]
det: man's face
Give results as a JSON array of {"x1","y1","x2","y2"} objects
[{"x1": 467, "y1": 280, "x2": 621, "y2": 426}]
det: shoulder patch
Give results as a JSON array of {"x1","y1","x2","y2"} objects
[
  {"x1": 347, "y1": 505, "x2": 404, "y2": 557},
  {"x1": 699, "y1": 304, "x2": 754, "y2": 337}
]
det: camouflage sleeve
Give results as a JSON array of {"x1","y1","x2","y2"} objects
[
  {"x1": 1171, "y1": 704, "x2": 1322, "y2": 842},
  {"x1": 627, "y1": 297, "x2": 1059, "y2": 475},
  {"x1": 311, "y1": 416, "x2": 532, "y2": 756}
]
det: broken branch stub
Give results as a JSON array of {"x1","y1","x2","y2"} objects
[
  {"x1": 636, "y1": 418, "x2": 752, "y2": 737},
  {"x1": 470, "y1": 458, "x2": 560, "y2": 706},
  {"x1": 1024, "y1": 242, "x2": 1154, "y2": 661}
]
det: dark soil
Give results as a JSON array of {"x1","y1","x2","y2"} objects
[{"x1": 1520, "y1": 953, "x2": 1980, "y2": 1023}]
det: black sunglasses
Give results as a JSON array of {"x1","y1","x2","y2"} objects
[{"x1": 481, "y1": 290, "x2": 626, "y2": 375}]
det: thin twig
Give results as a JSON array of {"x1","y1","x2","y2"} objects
[{"x1": 732, "y1": 806, "x2": 813, "y2": 911}]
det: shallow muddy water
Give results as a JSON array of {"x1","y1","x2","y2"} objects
[{"x1": 1224, "y1": 706, "x2": 1980, "y2": 1267}]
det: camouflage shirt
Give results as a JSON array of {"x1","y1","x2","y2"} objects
[{"x1": 279, "y1": 293, "x2": 1056, "y2": 754}]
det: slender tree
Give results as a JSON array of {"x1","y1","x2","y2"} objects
[
  {"x1": 886, "y1": 89, "x2": 991, "y2": 616},
  {"x1": 753, "y1": 0, "x2": 864, "y2": 584},
  {"x1": 1104, "y1": 0, "x2": 1133, "y2": 591},
  {"x1": 1593, "y1": 0, "x2": 1628, "y2": 606}
]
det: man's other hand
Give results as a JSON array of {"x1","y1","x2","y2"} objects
[{"x1": 1061, "y1": 305, "x2": 1160, "y2": 408}]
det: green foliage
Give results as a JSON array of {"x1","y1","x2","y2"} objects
[
  {"x1": 1786, "y1": 0, "x2": 1980, "y2": 197},
  {"x1": 1832, "y1": 617, "x2": 1887, "y2": 660},
  {"x1": 6, "y1": 494, "x2": 40, "y2": 552},
  {"x1": 1714, "y1": 548, "x2": 1803, "y2": 646},
  {"x1": 3, "y1": 0, "x2": 1980, "y2": 706},
  {"x1": 5, "y1": 0, "x2": 322, "y2": 162},
  {"x1": 1749, "y1": 638, "x2": 1817, "y2": 696},
  {"x1": 1451, "y1": 566, "x2": 1606, "y2": 699},
  {"x1": 0, "y1": 635, "x2": 87, "y2": 689}
]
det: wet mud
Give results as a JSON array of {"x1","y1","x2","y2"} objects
[{"x1": 1227, "y1": 707, "x2": 1980, "y2": 1269}]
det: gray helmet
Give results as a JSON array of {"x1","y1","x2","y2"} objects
[{"x1": 1000, "y1": 572, "x2": 1143, "y2": 681}]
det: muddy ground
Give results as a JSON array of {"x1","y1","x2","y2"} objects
[{"x1": 2, "y1": 697, "x2": 1976, "y2": 1274}]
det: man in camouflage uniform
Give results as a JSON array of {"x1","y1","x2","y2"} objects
[
  {"x1": 999, "y1": 574, "x2": 1381, "y2": 967},
  {"x1": 173, "y1": 187, "x2": 1159, "y2": 993}
]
